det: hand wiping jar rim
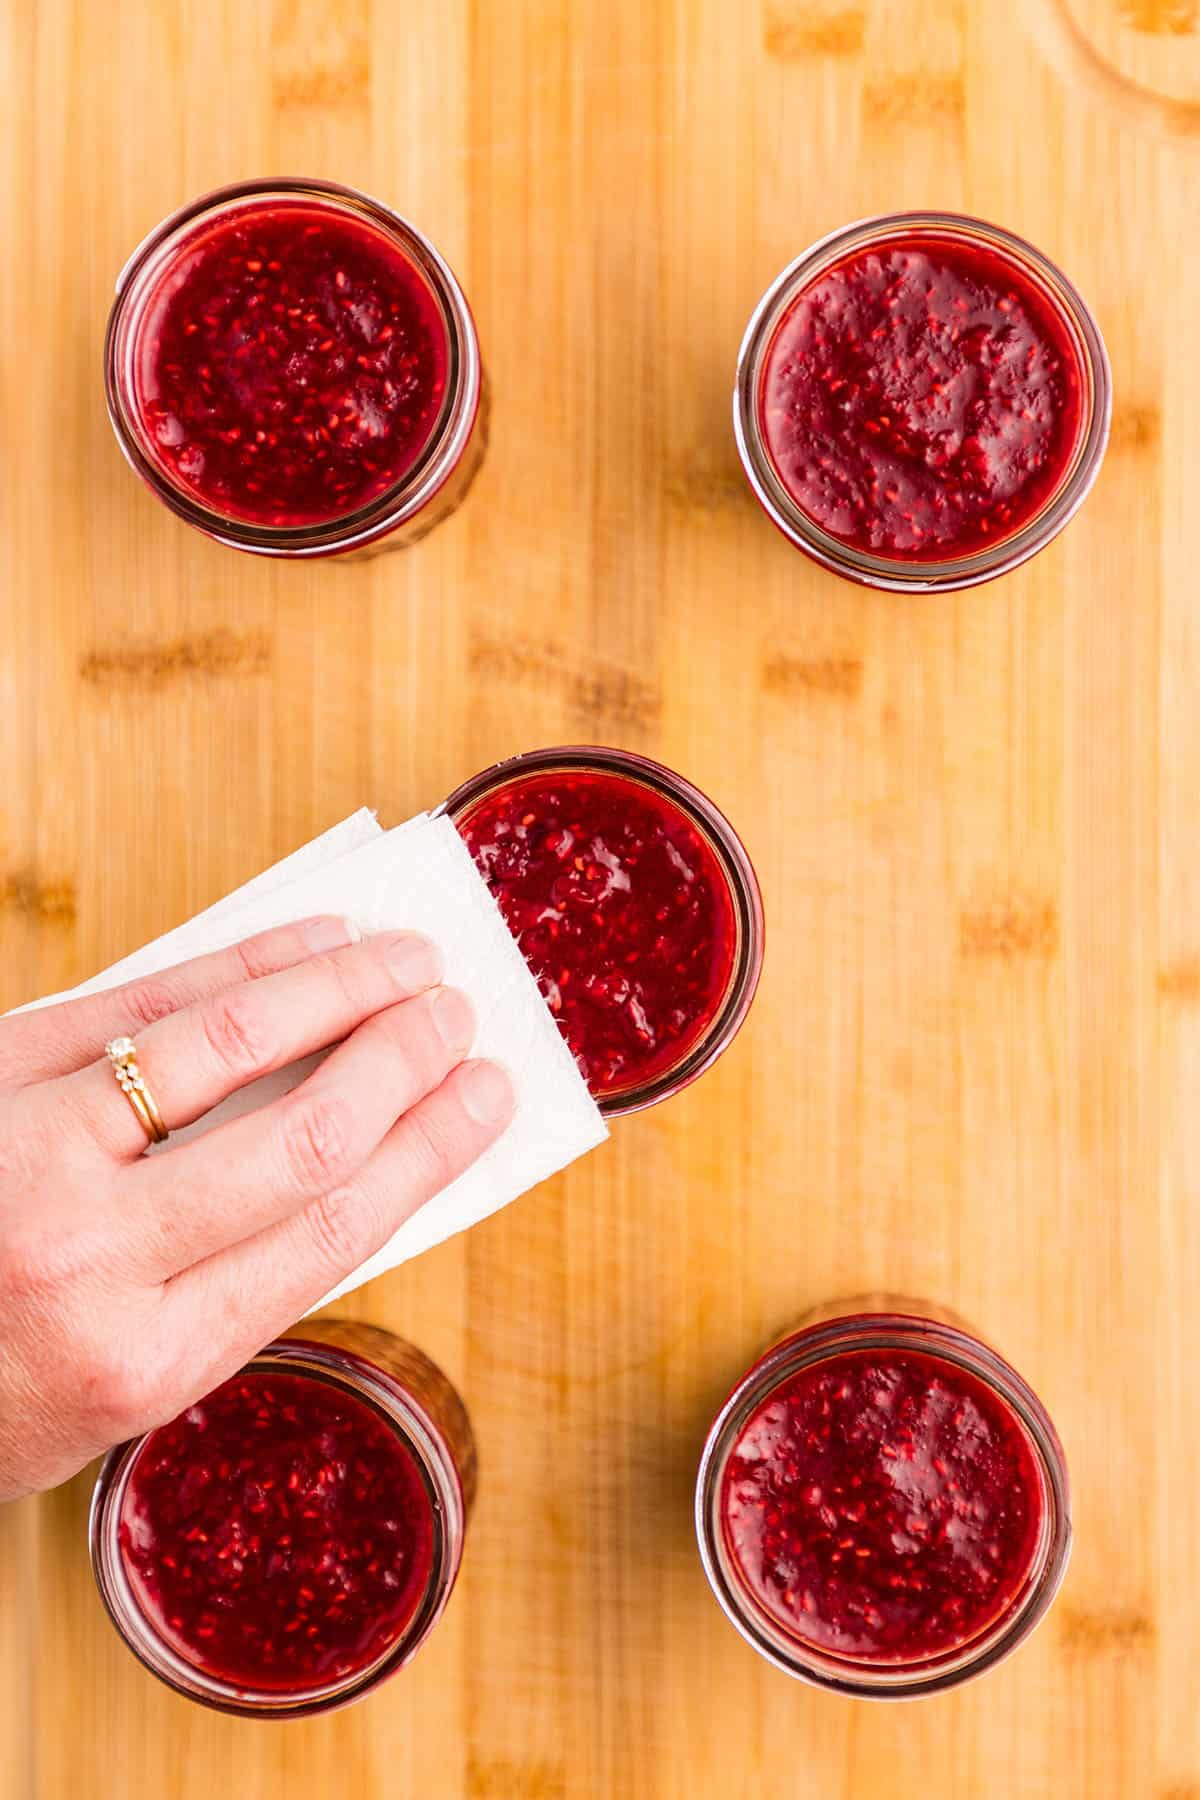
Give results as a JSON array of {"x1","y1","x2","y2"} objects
[
  {"x1": 90, "y1": 1321, "x2": 475, "y2": 1717},
  {"x1": 443, "y1": 747, "x2": 764, "y2": 1115},
  {"x1": 734, "y1": 213, "x2": 1111, "y2": 591},
  {"x1": 695, "y1": 1301, "x2": 1070, "y2": 1697},
  {"x1": 105, "y1": 179, "x2": 484, "y2": 557}
]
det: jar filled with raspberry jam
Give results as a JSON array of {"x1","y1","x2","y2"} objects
[
  {"x1": 89, "y1": 1321, "x2": 475, "y2": 1717},
  {"x1": 734, "y1": 212, "x2": 1110, "y2": 592},
  {"x1": 105, "y1": 179, "x2": 484, "y2": 557},
  {"x1": 444, "y1": 746, "x2": 765, "y2": 1115},
  {"x1": 695, "y1": 1302, "x2": 1070, "y2": 1697}
]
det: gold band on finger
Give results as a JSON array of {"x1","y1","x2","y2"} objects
[{"x1": 105, "y1": 1036, "x2": 169, "y2": 1146}]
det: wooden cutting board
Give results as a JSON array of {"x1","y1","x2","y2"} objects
[{"x1": 2, "y1": 1, "x2": 1198, "y2": 1794}]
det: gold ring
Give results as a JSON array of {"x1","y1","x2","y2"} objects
[{"x1": 105, "y1": 1036, "x2": 169, "y2": 1146}]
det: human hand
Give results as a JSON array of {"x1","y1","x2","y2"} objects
[{"x1": 0, "y1": 917, "x2": 514, "y2": 1502}]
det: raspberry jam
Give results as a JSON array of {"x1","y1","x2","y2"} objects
[
  {"x1": 117, "y1": 1371, "x2": 435, "y2": 1691},
  {"x1": 451, "y1": 751, "x2": 759, "y2": 1108},
  {"x1": 696, "y1": 1310, "x2": 1071, "y2": 1696},
  {"x1": 128, "y1": 199, "x2": 447, "y2": 527},
  {"x1": 91, "y1": 1324, "x2": 473, "y2": 1715},
  {"x1": 760, "y1": 236, "x2": 1083, "y2": 560},
  {"x1": 106, "y1": 181, "x2": 482, "y2": 555},
  {"x1": 721, "y1": 1347, "x2": 1042, "y2": 1662},
  {"x1": 735, "y1": 214, "x2": 1110, "y2": 591}
]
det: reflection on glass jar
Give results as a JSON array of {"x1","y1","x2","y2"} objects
[
  {"x1": 106, "y1": 179, "x2": 483, "y2": 558},
  {"x1": 696, "y1": 1301, "x2": 1070, "y2": 1697},
  {"x1": 90, "y1": 1320, "x2": 475, "y2": 1717},
  {"x1": 734, "y1": 212, "x2": 1110, "y2": 592},
  {"x1": 444, "y1": 745, "x2": 765, "y2": 1116}
]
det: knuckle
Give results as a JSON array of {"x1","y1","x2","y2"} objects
[
  {"x1": 200, "y1": 988, "x2": 274, "y2": 1081},
  {"x1": 279, "y1": 1092, "x2": 354, "y2": 1194},
  {"x1": 0, "y1": 1099, "x2": 53, "y2": 1187},
  {"x1": 400, "y1": 1103, "x2": 457, "y2": 1192},
  {"x1": 0, "y1": 1207, "x2": 112, "y2": 1309},
  {"x1": 0, "y1": 1021, "x2": 45, "y2": 1093},
  {"x1": 359, "y1": 1007, "x2": 421, "y2": 1087},
  {"x1": 365, "y1": 997, "x2": 442, "y2": 1090},
  {"x1": 233, "y1": 926, "x2": 295, "y2": 983},
  {"x1": 0, "y1": 1224, "x2": 59, "y2": 1309},
  {"x1": 232, "y1": 931, "x2": 274, "y2": 981},
  {"x1": 302, "y1": 1182, "x2": 374, "y2": 1277},
  {"x1": 304, "y1": 948, "x2": 360, "y2": 1013},
  {"x1": 122, "y1": 976, "x2": 183, "y2": 1031},
  {"x1": 86, "y1": 1344, "x2": 165, "y2": 1434}
]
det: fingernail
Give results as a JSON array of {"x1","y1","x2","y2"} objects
[
  {"x1": 458, "y1": 1059, "x2": 515, "y2": 1128},
  {"x1": 385, "y1": 933, "x2": 443, "y2": 992},
  {"x1": 303, "y1": 915, "x2": 360, "y2": 952},
  {"x1": 430, "y1": 985, "x2": 476, "y2": 1056}
]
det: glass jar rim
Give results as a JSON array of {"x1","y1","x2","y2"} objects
[
  {"x1": 440, "y1": 744, "x2": 765, "y2": 1117},
  {"x1": 734, "y1": 210, "x2": 1112, "y2": 593},
  {"x1": 88, "y1": 1336, "x2": 467, "y2": 1719},
  {"x1": 104, "y1": 177, "x2": 481, "y2": 558},
  {"x1": 694, "y1": 1309, "x2": 1072, "y2": 1698}
]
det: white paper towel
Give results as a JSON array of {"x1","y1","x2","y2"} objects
[{"x1": 19, "y1": 812, "x2": 608, "y2": 1303}]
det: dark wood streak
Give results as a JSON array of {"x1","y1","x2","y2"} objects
[
  {"x1": 959, "y1": 894, "x2": 1059, "y2": 960},
  {"x1": 1108, "y1": 402, "x2": 1162, "y2": 454},
  {"x1": 1119, "y1": 0, "x2": 1197, "y2": 34},
  {"x1": 79, "y1": 629, "x2": 271, "y2": 687},
  {"x1": 1157, "y1": 959, "x2": 1200, "y2": 1000},
  {"x1": 1057, "y1": 1603, "x2": 1156, "y2": 1654},
  {"x1": 763, "y1": 650, "x2": 864, "y2": 699},
  {"x1": 764, "y1": 7, "x2": 865, "y2": 58},
  {"x1": 467, "y1": 1758, "x2": 567, "y2": 1799},
  {"x1": 0, "y1": 871, "x2": 77, "y2": 925},
  {"x1": 271, "y1": 2, "x2": 368, "y2": 110},
  {"x1": 469, "y1": 629, "x2": 661, "y2": 733},
  {"x1": 663, "y1": 449, "x2": 754, "y2": 514},
  {"x1": 862, "y1": 72, "x2": 966, "y2": 127}
]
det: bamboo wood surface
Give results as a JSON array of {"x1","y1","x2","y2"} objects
[{"x1": 1, "y1": 1, "x2": 1199, "y2": 1795}]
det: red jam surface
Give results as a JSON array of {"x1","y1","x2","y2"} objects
[
  {"x1": 118, "y1": 1369, "x2": 435, "y2": 1691},
  {"x1": 721, "y1": 1345, "x2": 1044, "y2": 1663},
  {"x1": 760, "y1": 235, "x2": 1084, "y2": 560},
  {"x1": 458, "y1": 767, "x2": 738, "y2": 1099},
  {"x1": 130, "y1": 200, "x2": 448, "y2": 527}
]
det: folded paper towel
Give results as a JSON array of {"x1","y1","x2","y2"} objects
[{"x1": 19, "y1": 811, "x2": 608, "y2": 1304}]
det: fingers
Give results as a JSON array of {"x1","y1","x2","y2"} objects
[
  {"x1": 1, "y1": 916, "x2": 358, "y2": 1088},
  {"x1": 163, "y1": 1058, "x2": 515, "y2": 1373},
  {"x1": 51, "y1": 930, "x2": 446, "y2": 1161},
  {"x1": 115, "y1": 978, "x2": 483, "y2": 1276}
]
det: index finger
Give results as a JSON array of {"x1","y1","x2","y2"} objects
[{"x1": 1, "y1": 916, "x2": 358, "y2": 1086}]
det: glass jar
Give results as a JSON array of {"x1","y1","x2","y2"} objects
[
  {"x1": 105, "y1": 178, "x2": 484, "y2": 557},
  {"x1": 89, "y1": 1319, "x2": 475, "y2": 1718},
  {"x1": 734, "y1": 212, "x2": 1111, "y2": 592},
  {"x1": 442, "y1": 745, "x2": 764, "y2": 1116},
  {"x1": 695, "y1": 1300, "x2": 1071, "y2": 1698}
]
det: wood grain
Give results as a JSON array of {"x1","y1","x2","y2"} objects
[{"x1": 1, "y1": 0, "x2": 1198, "y2": 1794}]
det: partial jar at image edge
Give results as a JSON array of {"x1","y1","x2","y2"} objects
[
  {"x1": 89, "y1": 1320, "x2": 475, "y2": 1718},
  {"x1": 443, "y1": 746, "x2": 765, "y2": 1117},
  {"x1": 695, "y1": 1301, "x2": 1071, "y2": 1698},
  {"x1": 105, "y1": 178, "x2": 484, "y2": 558},
  {"x1": 734, "y1": 212, "x2": 1112, "y2": 593}
]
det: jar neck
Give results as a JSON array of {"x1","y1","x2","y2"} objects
[
  {"x1": 734, "y1": 211, "x2": 1112, "y2": 593},
  {"x1": 441, "y1": 744, "x2": 765, "y2": 1116},
  {"x1": 696, "y1": 1307, "x2": 1071, "y2": 1698},
  {"x1": 89, "y1": 1328, "x2": 470, "y2": 1718},
  {"x1": 105, "y1": 178, "x2": 480, "y2": 558}
]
